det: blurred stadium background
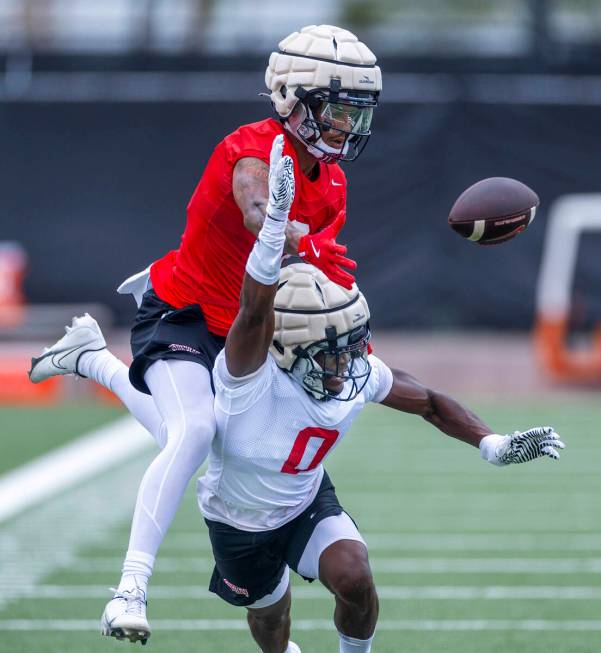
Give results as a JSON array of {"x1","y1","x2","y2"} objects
[{"x1": 1, "y1": 1, "x2": 600, "y2": 652}]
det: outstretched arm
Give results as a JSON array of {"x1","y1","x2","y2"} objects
[
  {"x1": 381, "y1": 368, "x2": 491, "y2": 447},
  {"x1": 225, "y1": 136, "x2": 295, "y2": 378},
  {"x1": 381, "y1": 367, "x2": 565, "y2": 465},
  {"x1": 233, "y1": 157, "x2": 303, "y2": 255},
  {"x1": 233, "y1": 156, "x2": 356, "y2": 288}
]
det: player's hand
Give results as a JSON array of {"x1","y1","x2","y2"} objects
[
  {"x1": 298, "y1": 210, "x2": 357, "y2": 290},
  {"x1": 265, "y1": 134, "x2": 295, "y2": 222},
  {"x1": 480, "y1": 426, "x2": 565, "y2": 466}
]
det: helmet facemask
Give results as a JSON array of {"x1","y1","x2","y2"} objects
[
  {"x1": 290, "y1": 323, "x2": 372, "y2": 401},
  {"x1": 285, "y1": 81, "x2": 378, "y2": 163}
]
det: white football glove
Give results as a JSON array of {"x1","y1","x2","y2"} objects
[
  {"x1": 480, "y1": 426, "x2": 565, "y2": 466},
  {"x1": 245, "y1": 135, "x2": 295, "y2": 285},
  {"x1": 265, "y1": 134, "x2": 295, "y2": 222}
]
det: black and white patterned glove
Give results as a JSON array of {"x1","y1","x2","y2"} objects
[
  {"x1": 480, "y1": 426, "x2": 565, "y2": 466},
  {"x1": 265, "y1": 134, "x2": 295, "y2": 222}
]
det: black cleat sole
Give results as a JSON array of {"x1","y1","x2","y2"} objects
[{"x1": 104, "y1": 626, "x2": 151, "y2": 645}]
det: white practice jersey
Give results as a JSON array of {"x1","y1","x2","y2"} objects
[{"x1": 197, "y1": 351, "x2": 393, "y2": 531}]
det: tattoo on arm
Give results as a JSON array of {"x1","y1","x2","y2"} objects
[
  {"x1": 233, "y1": 156, "x2": 303, "y2": 255},
  {"x1": 233, "y1": 157, "x2": 268, "y2": 236}
]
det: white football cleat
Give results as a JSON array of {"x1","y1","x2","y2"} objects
[
  {"x1": 288, "y1": 642, "x2": 301, "y2": 653},
  {"x1": 28, "y1": 313, "x2": 106, "y2": 383},
  {"x1": 101, "y1": 587, "x2": 151, "y2": 645}
]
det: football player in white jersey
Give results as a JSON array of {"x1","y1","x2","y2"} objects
[
  {"x1": 28, "y1": 135, "x2": 565, "y2": 652},
  {"x1": 193, "y1": 135, "x2": 565, "y2": 653}
]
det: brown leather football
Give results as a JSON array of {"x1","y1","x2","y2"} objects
[{"x1": 448, "y1": 177, "x2": 539, "y2": 246}]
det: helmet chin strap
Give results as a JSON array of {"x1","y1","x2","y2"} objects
[{"x1": 308, "y1": 137, "x2": 349, "y2": 161}]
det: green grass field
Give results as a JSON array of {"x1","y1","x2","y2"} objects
[
  {"x1": 1, "y1": 398, "x2": 600, "y2": 652},
  {"x1": 0, "y1": 402, "x2": 126, "y2": 475}
]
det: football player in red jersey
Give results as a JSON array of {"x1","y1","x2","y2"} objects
[{"x1": 29, "y1": 25, "x2": 381, "y2": 643}]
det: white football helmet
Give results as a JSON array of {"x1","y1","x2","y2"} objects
[
  {"x1": 270, "y1": 263, "x2": 371, "y2": 401},
  {"x1": 265, "y1": 25, "x2": 382, "y2": 163}
]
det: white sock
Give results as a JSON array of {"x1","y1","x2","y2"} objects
[
  {"x1": 339, "y1": 632, "x2": 374, "y2": 653},
  {"x1": 78, "y1": 349, "x2": 123, "y2": 389},
  {"x1": 117, "y1": 550, "x2": 155, "y2": 595},
  {"x1": 78, "y1": 350, "x2": 166, "y2": 446}
]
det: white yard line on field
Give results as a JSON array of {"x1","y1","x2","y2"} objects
[
  {"x1": 17, "y1": 585, "x2": 601, "y2": 601},
  {"x1": 72, "y1": 557, "x2": 601, "y2": 574},
  {"x1": 146, "y1": 531, "x2": 601, "y2": 552},
  {"x1": 0, "y1": 417, "x2": 154, "y2": 610},
  {"x1": 2, "y1": 619, "x2": 601, "y2": 631},
  {"x1": 0, "y1": 416, "x2": 150, "y2": 523}
]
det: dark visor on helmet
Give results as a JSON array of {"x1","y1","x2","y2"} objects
[{"x1": 294, "y1": 84, "x2": 379, "y2": 163}]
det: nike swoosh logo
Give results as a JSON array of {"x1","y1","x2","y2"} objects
[
  {"x1": 51, "y1": 346, "x2": 83, "y2": 370},
  {"x1": 311, "y1": 241, "x2": 320, "y2": 258},
  {"x1": 331, "y1": 180, "x2": 343, "y2": 186}
]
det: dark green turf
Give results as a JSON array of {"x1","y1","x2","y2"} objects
[
  {"x1": 1, "y1": 399, "x2": 599, "y2": 652},
  {"x1": 0, "y1": 402, "x2": 126, "y2": 475}
]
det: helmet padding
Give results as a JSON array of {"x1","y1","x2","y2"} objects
[
  {"x1": 270, "y1": 263, "x2": 371, "y2": 400},
  {"x1": 265, "y1": 25, "x2": 382, "y2": 119}
]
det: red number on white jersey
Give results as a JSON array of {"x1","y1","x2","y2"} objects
[{"x1": 281, "y1": 427, "x2": 340, "y2": 475}]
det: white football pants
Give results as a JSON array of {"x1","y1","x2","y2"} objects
[{"x1": 107, "y1": 357, "x2": 215, "y2": 570}]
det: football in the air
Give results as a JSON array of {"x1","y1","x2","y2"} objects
[{"x1": 448, "y1": 177, "x2": 539, "y2": 246}]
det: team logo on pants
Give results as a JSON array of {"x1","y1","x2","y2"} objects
[
  {"x1": 168, "y1": 343, "x2": 201, "y2": 355},
  {"x1": 223, "y1": 578, "x2": 249, "y2": 597}
]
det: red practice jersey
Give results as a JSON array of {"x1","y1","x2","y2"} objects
[{"x1": 150, "y1": 118, "x2": 347, "y2": 336}]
